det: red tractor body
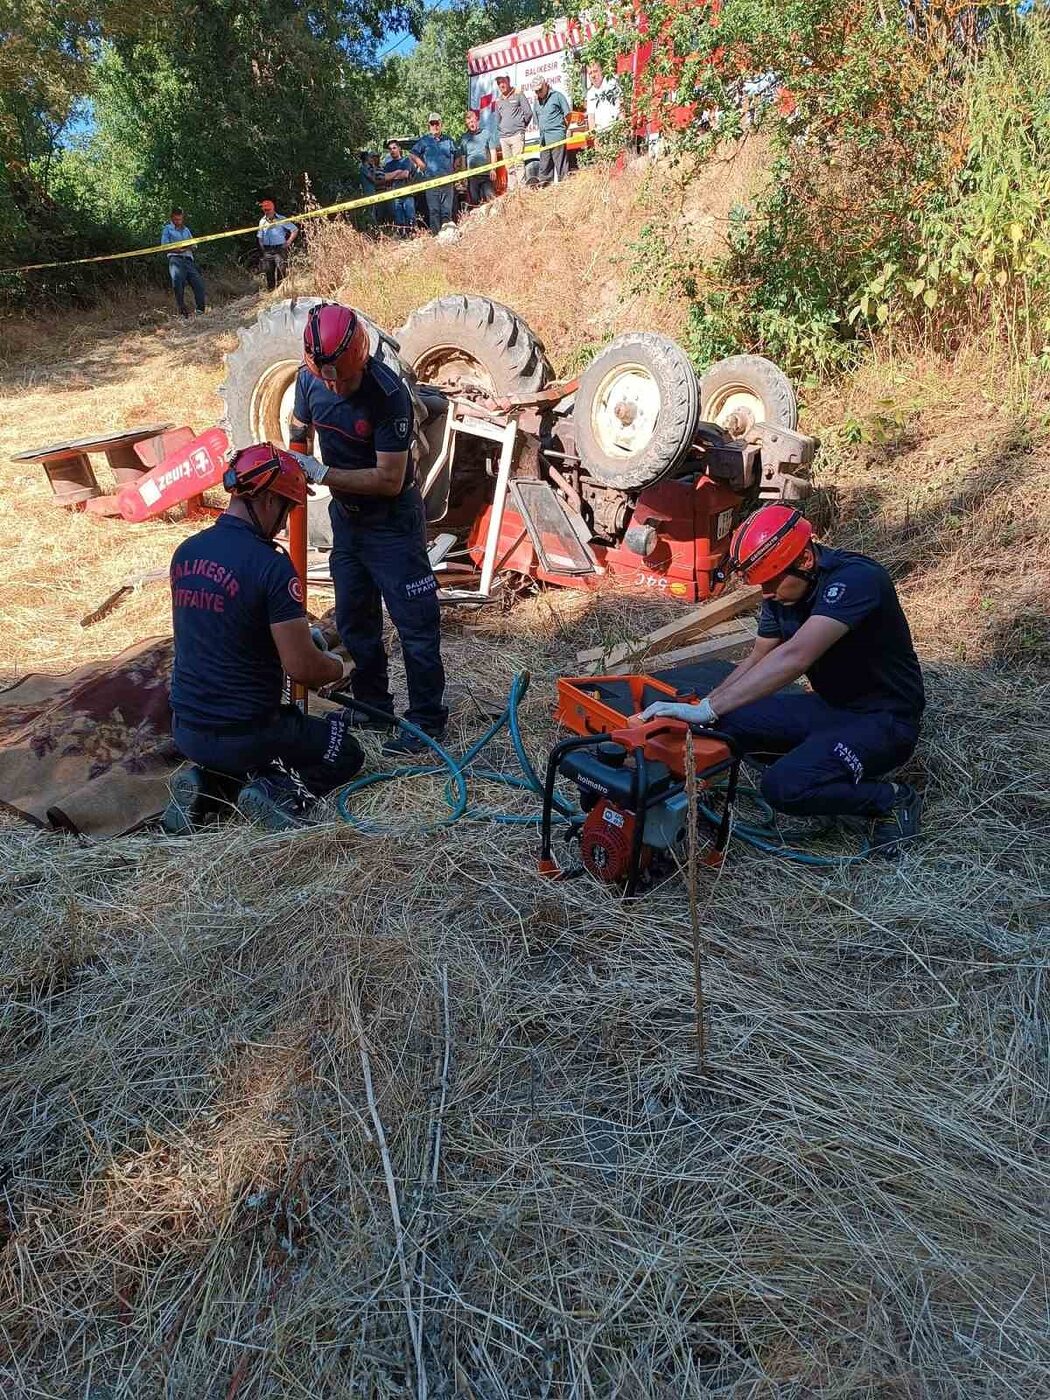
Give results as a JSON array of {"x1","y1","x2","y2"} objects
[{"x1": 466, "y1": 472, "x2": 743, "y2": 602}]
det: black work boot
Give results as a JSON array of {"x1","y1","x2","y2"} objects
[
  {"x1": 236, "y1": 770, "x2": 316, "y2": 832},
  {"x1": 161, "y1": 765, "x2": 241, "y2": 835},
  {"x1": 381, "y1": 727, "x2": 447, "y2": 759},
  {"x1": 340, "y1": 702, "x2": 396, "y2": 733},
  {"x1": 869, "y1": 783, "x2": 922, "y2": 859}
]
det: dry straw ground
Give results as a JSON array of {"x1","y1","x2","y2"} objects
[{"x1": 0, "y1": 161, "x2": 1048, "y2": 1397}]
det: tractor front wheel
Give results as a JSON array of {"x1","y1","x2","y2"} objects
[
  {"x1": 700, "y1": 354, "x2": 798, "y2": 435},
  {"x1": 573, "y1": 333, "x2": 701, "y2": 491}
]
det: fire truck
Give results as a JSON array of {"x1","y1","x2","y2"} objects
[{"x1": 466, "y1": 15, "x2": 597, "y2": 167}]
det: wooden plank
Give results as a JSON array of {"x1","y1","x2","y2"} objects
[
  {"x1": 645, "y1": 623, "x2": 756, "y2": 671},
  {"x1": 581, "y1": 617, "x2": 751, "y2": 672},
  {"x1": 585, "y1": 586, "x2": 762, "y2": 673}
]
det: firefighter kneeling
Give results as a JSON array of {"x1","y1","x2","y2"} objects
[
  {"x1": 636, "y1": 504, "x2": 925, "y2": 857},
  {"x1": 163, "y1": 444, "x2": 363, "y2": 833}
]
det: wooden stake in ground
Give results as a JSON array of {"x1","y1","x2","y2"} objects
[
  {"x1": 683, "y1": 730, "x2": 707, "y2": 1075},
  {"x1": 357, "y1": 1028, "x2": 429, "y2": 1400}
]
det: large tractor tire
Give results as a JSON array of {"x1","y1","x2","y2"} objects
[
  {"x1": 220, "y1": 297, "x2": 410, "y2": 450},
  {"x1": 395, "y1": 295, "x2": 553, "y2": 397},
  {"x1": 700, "y1": 354, "x2": 798, "y2": 434},
  {"x1": 573, "y1": 333, "x2": 700, "y2": 491}
]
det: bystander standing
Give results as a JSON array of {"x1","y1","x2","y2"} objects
[
  {"x1": 383, "y1": 141, "x2": 417, "y2": 236},
  {"x1": 160, "y1": 207, "x2": 207, "y2": 317},
  {"x1": 257, "y1": 198, "x2": 299, "y2": 290},
  {"x1": 585, "y1": 62, "x2": 622, "y2": 134},
  {"x1": 458, "y1": 108, "x2": 498, "y2": 206},
  {"x1": 493, "y1": 74, "x2": 532, "y2": 191},
  {"x1": 531, "y1": 77, "x2": 570, "y2": 186},
  {"x1": 410, "y1": 114, "x2": 457, "y2": 232}
]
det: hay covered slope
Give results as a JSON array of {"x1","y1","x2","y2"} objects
[
  {"x1": 1, "y1": 171, "x2": 1049, "y2": 1395},
  {"x1": 0, "y1": 644, "x2": 1047, "y2": 1396}
]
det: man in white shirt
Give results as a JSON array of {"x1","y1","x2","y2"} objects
[
  {"x1": 160, "y1": 207, "x2": 207, "y2": 317},
  {"x1": 586, "y1": 62, "x2": 622, "y2": 135}
]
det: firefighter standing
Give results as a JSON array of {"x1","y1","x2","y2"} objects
[{"x1": 288, "y1": 302, "x2": 447, "y2": 755}]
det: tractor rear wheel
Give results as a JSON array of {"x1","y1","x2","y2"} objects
[
  {"x1": 573, "y1": 333, "x2": 700, "y2": 491},
  {"x1": 700, "y1": 354, "x2": 798, "y2": 434},
  {"x1": 220, "y1": 297, "x2": 407, "y2": 449},
  {"x1": 395, "y1": 295, "x2": 553, "y2": 397}
]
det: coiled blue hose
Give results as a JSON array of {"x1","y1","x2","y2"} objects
[
  {"x1": 333, "y1": 671, "x2": 577, "y2": 833},
  {"x1": 333, "y1": 671, "x2": 867, "y2": 865}
]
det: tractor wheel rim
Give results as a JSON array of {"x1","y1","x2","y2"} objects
[
  {"x1": 249, "y1": 360, "x2": 300, "y2": 445},
  {"x1": 414, "y1": 345, "x2": 495, "y2": 395},
  {"x1": 705, "y1": 383, "x2": 765, "y2": 434},
  {"x1": 591, "y1": 363, "x2": 661, "y2": 458}
]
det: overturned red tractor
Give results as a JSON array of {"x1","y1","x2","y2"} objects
[{"x1": 220, "y1": 295, "x2": 818, "y2": 603}]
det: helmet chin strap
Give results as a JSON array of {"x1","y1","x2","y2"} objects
[
  {"x1": 244, "y1": 496, "x2": 289, "y2": 541},
  {"x1": 786, "y1": 544, "x2": 820, "y2": 586}
]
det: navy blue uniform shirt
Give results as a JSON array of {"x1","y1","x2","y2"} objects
[
  {"x1": 170, "y1": 514, "x2": 304, "y2": 727},
  {"x1": 757, "y1": 545, "x2": 925, "y2": 718},
  {"x1": 292, "y1": 356, "x2": 414, "y2": 506}
]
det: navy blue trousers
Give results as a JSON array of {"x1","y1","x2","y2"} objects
[
  {"x1": 717, "y1": 694, "x2": 919, "y2": 818},
  {"x1": 329, "y1": 488, "x2": 447, "y2": 732},
  {"x1": 172, "y1": 705, "x2": 364, "y2": 796}
]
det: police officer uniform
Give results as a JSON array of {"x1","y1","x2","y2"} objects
[
  {"x1": 292, "y1": 357, "x2": 448, "y2": 735},
  {"x1": 718, "y1": 546, "x2": 925, "y2": 818}
]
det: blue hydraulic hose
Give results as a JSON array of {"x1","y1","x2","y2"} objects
[
  {"x1": 332, "y1": 672, "x2": 869, "y2": 865},
  {"x1": 333, "y1": 670, "x2": 575, "y2": 833}
]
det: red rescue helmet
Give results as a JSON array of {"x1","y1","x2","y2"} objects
[
  {"x1": 727, "y1": 504, "x2": 814, "y2": 584},
  {"x1": 223, "y1": 443, "x2": 309, "y2": 508},
  {"x1": 303, "y1": 302, "x2": 370, "y2": 385}
]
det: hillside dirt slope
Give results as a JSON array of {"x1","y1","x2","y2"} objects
[{"x1": 0, "y1": 158, "x2": 1048, "y2": 1397}]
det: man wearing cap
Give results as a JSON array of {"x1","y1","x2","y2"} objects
[
  {"x1": 493, "y1": 74, "x2": 533, "y2": 191},
  {"x1": 458, "y1": 108, "x2": 499, "y2": 206},
  {"x1": 410, "y1": 113, "x2": 458, "y2": 232},
  {"x1": 160, "y1": 207, "x2": 207, "y2": 317},
  {"x1": 288, "y1": 302, "x2": 447, "y2": 756},
  {"x1": 257, "y1": 198, "x2": 300, "y2": 290},
  {"x1": 531, "y1": 76, "x2": 571, "y2": 187},
  {"x1": 164, "y1": 443, "x2": 361, "y2": 833}
]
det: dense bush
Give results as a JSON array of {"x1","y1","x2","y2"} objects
[{"x1": 590, "y1": 1, "x2": 1049, "y2": 378}]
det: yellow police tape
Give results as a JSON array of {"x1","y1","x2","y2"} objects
[{"x1": 5, "y1": 135, "x2": 580, "y2": 274}]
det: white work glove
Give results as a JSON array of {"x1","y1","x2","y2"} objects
[
  {"x1": 287, "y1": 449, "x2": 328, "y2": 484},
  {"x1": 634, "y1": 698, "x2": 718, "y2": 727}
]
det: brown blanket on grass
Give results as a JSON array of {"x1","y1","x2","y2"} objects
[{"x1": 0, "y1": 638, "x2": 177, "y2": 838}]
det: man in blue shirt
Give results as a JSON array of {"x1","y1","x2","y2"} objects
[
  {"x1": 382, "y1": 140, "x2": 418, "y2": 235},
  {"x1": 288, "y1": 302, "x2": 447, "y2": 755},
  {"x1": 410, "y1": 113, "x2": 457, "y2": 233},
  {"x1": 636, "y1": 505, "x2": 925, "y2": 856},
  {"x1": 160, "y1": 207, "x2": 206, "y2": 317},
  {"x1": 165, "y1": 444, "x2": 362, "y2": 833},
  {"x1": 458, "y1": 108, "x2": 498, "y2": 206},
  {"x1": 257, "y1": 197, "x2": 299, "y2": 290},
  {"x1": 531, "y1": 78, "x2": 571, "y2": 187}
]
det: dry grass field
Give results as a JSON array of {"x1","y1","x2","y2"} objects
[{"x1": 0, "y1": 161, "x2": 1047, "y2": 1398}]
